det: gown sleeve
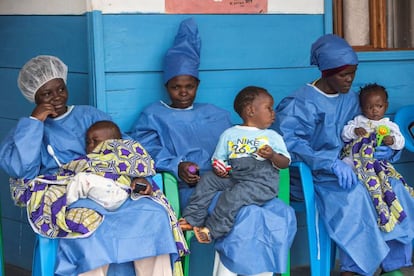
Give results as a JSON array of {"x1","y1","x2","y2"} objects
[
  {"x1": 275, "y1": 94, "x2": 336, "y2": 172},
  {"x1": 130, "y1": 110, "x2": 183, "y2": 179},
  {"x1": 0, "y1": 117, "x2": 45, "y2": 178}
]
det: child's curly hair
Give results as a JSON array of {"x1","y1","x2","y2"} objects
[{"x1": 234, "y1": 86, "x2": 270, "y2": 117}]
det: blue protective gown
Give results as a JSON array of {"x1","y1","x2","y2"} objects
[
  {"x1": 130, "y1": 101, "x2": 233, "y2": 208},
  {"x1": 0, "y1": 105, "x2": 178, "y2": 276},
  {"x1": 273, "y1": 83, "x2": 414, "y2": 275},
  {"x1": 131, "y1": 101, "x2": 297, "y2": 274}
]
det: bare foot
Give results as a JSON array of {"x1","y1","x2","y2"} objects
[{"x1": 193, "y1": 226, "x2": 212, "y2": 243}]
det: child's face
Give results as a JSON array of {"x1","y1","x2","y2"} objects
[
  {"x1": 166, "y1": 75, "x2": 199, "y2": 109},
  {"x1": 361, "y1": 91, "x2": 388, "y2": 121},
  {"x1": 86, "y1": 127, "x2": 115, "y2": 153},
  {"x1": 249, "y1": 93, "x2": 275, "y2": 129}
]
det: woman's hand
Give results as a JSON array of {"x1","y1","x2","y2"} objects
[
  {"x1": 178, "y1": 162, "x2": 200, "y2": 187},
  {"x1": 382, "y1": 135, "x2": 394, "y2": 146},
  {"x1": 131, "y1": 177, "x2": 153, "y2": 195},
  {"x1": 31, "y1": 103, "x2": 58, "y2": 121}
]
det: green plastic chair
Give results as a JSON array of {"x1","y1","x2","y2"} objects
[
  {"x1": 162, "y1": 172, "x2": 194, "y2": 276},
  {"x1": 162, "y1": 169, "x2": 291, "y2": 276}
]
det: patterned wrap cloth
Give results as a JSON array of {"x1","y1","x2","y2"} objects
[
  {"x1": 9, "y1": 139, "x2": 188, "y2": 275},
  {"x1": 342, "y1": 133, "x2": 414, "y2": 232}
]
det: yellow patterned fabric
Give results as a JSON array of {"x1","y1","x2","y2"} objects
[
  {"x1": 10, "y1": 139, "x2": 156, "y2": 238},
  {"x1": 342, "y1": 133, "x2": 414, "y2": 232},
  {"x1": 63, "y1": 139, "x2": 156, "y2": 186}
]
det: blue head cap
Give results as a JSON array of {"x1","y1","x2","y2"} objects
[
  {"x1": 310, "y1": 34, "x2": 358, "y2": 71},
  {"x1": 163, "y1": 18, "x2": 201, "y2": 84}
]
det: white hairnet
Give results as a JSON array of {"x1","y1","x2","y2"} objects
[{"x1": 18, "y1": 55, "x2": 68, "y2": 103}]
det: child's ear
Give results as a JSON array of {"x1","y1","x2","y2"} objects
[{"x1": 245, "y1": 104, "x2": 253, "y2": 116}]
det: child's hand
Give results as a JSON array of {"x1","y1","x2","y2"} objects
[
  {"x1": 213, "y1": 166, "x2": 229, "y2": 178},
  {"x1": 212, "y1": 159, "x2": 231, "y2": 178},
  {"x1": 354, "y1": 127, "x2": 367, "y2": 137},
  {"x1": 178, "y1": 162, "x2": 200, "y2": 187},
  {"x1": 382, "y1": 135, "x2": 394, "y2": 146},
  {"x1": 256, "y1": 145, "x2": 274, "y2": 160},
  {"x1": 131, "y1": 177, "x2": 153, "y2": 195}
]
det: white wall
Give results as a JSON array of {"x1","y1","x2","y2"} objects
[{"x1": 0, "y1": 0, "x2": 323, "y2": 15}]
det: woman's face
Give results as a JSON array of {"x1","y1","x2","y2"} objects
[
  {"x1": 166, "y1": 75, "x2": 199, "y2": 109},
  {"x1": 325, "y1": 65, "x2": 357, "y2": 94},
  {"x1": 35, "y1": 78, "x2": 68, "y2": 117}
]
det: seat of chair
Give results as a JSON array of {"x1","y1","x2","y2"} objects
[{"x1": 394, "y1": 105, "x2": 414, "y2": 152}]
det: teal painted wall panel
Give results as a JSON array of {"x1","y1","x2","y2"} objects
[
  {"x1": 106, "y1": 67, "x2": 318, "y2": 132},
  {"x1": 0, "y1": 15, "x2": 89, "y2": 72},
  {"x1": 353, "y1": 60, "x2": 414, "y2": 114},
  {"x1": 103, "y1": 14, "x2": 324, "y2": 72}
]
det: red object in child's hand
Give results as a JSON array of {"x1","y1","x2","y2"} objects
[{"x1": 212, "y1": 159, "x2": 231, "y2": 173}]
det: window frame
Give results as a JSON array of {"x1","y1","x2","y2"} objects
[{"x1": 324, "y1": 0, "x2": 414, "y2": 60}]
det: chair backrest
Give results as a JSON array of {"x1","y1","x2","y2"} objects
[
  {"x1": 290, "y1": 162, "x2": 333, "y2": 276},
  {"x1": 394, "y1": 104, "x2": 414, "y2": 152}
]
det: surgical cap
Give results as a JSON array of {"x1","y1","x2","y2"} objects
[
  {"x1": 310, "y1": 34, "x2": 358, "y2": 71},
  {"x1": 163, "y1": 18, "x2": 201, "y2": 84},
  {"x1": 18, "y1": 55, "x2": 68, "y2": 103}
]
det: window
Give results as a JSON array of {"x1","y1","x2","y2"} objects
[{"x1": 333, "y1": 0, "x2": 414, "y2": 51}]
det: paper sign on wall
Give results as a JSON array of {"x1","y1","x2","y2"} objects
[{"x1": 166, "y1": 0, "x2": 267, "y2": 14}]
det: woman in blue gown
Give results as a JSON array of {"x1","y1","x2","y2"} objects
[
  {"x1": 273, "y1": 34, "x2": 414, "y2": 276},
  {"x1": 0, "y1": 55, "x2": 178, "y2": 276},
  {"x1": 131, "y1": 18, "x2": 297, "y2": 276}
]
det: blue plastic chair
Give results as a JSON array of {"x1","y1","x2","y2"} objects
[
  {"x1": 290, "y1": 162, "x2": 334, "y2": 276},
  {"x1": 32, "y1": 235, "x2": 57, "y2": 276},
  {"x1": 394, "y1": 105, "x2": 414, "y2": 152},
  {"x1": 394, "y1": 105, "x2": 414, "y2": 248}
]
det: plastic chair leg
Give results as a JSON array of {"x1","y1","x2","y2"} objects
[
  {"x1": 32, "y1": 235, "x2": 58, "y2": 276},
  {"x1": 291, "y1": 162, "x2": 333, "y2": 276}
]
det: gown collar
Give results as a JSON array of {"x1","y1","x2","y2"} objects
[
  {"x1": 53, "y1": 105, "x2": 74, "y2": 121},
  {"x1": 160, "y1": 100, "x2": 194, "y2": 110}
]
